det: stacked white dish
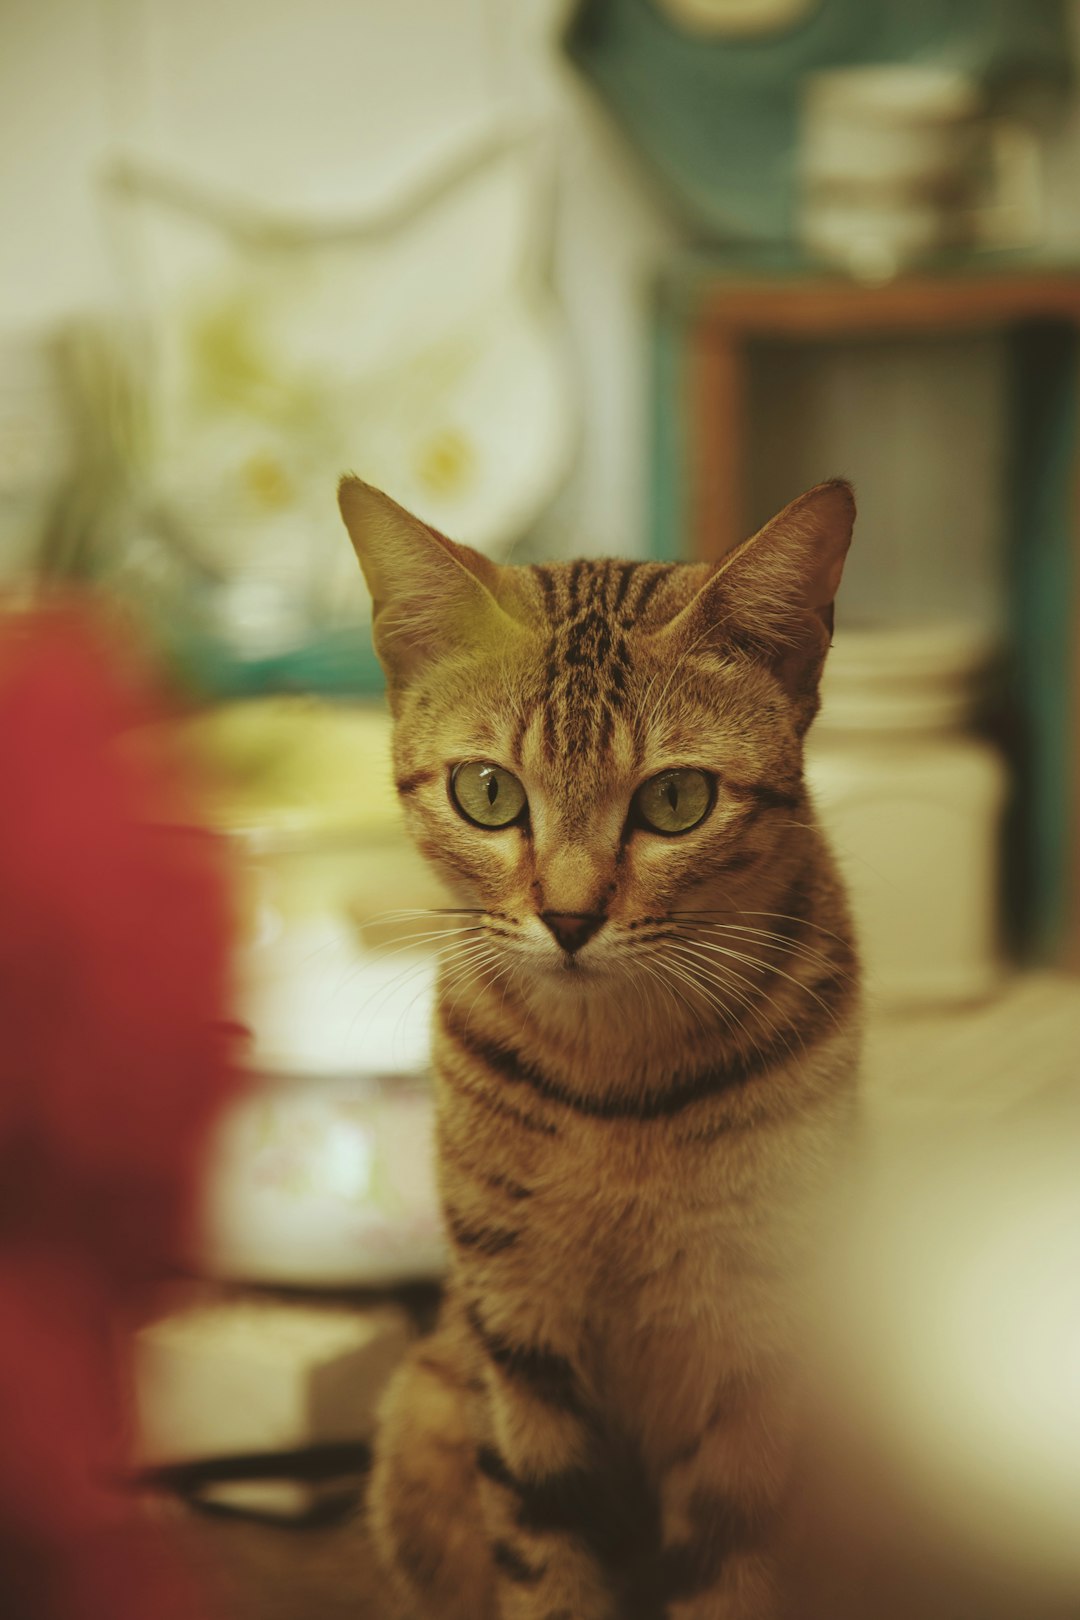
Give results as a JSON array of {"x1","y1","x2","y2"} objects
[
  {"x1": 799, "y1": 65, "x2": 1041, "y2": 280},
  {"x1": 807, "y1": 621, "x2": 1008, "y2": 1009}
]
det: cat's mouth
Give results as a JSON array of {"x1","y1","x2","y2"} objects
[
  {"x1": 523, "y1": 937, "x2": 598, "y2": 980},
  {"x1": 547, "y1": 943, "x2": 614, "y2": 982}
]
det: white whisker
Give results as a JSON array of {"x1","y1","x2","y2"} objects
[
  {"x1": 686, "y1": 921, "x2": 844, "y2": 979},
  {"x1": 633, "y1": 953, "x2": 704, "y2": 1035},
  {"x1": 663, "y1": 938, "x2": 807, "y2": 1068},
  {"x1": 673, "y1": 934, "x2": 843, "y2": 1029},
  {"x1": 660, "y1": 950, "x2": 749, "y2": 1043},
  {"x1": 673, "y1": 908, "x2": 852, "y2": 950}
]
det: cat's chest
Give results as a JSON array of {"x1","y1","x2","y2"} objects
[
  {"x1": 503, "y1": 1120, "x2": 784, "y2": 1299},
  {"x1": 526, "y1": 1155, "x2": 795, "y2": 1424},
  {"x1": 433, "y1": 1013, "x2": 837, "y2": 1312}
]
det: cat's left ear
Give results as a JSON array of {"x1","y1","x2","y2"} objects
[
  {"x1": 338, "y1": 476, "x2": 512, "y2": 695},
  {"x1": 669, "y1": 479, "x2": 855, "y2": 732}
]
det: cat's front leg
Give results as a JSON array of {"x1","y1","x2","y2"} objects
[
  {"x1": 466, "y1": 1298, "x2": 619, "y2": 1620},
  {"x1": 656, "y1": 1378, "x2": 792, "y2": 1620}
]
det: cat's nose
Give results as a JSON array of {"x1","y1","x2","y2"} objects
[{"x1": 540, "y1": 912, "x2": 605, "y2": 955}]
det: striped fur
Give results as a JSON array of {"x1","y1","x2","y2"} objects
[{"x1": 339, "y1": 477, "x2": 862, "y2": 1620}]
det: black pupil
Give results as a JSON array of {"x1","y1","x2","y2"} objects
[
  {"x1": 486, "y1": 774, "x2": 499, "y2": 806},
  {"x1": 666, "y1": 779, "x2": 678, "y2": 812}
]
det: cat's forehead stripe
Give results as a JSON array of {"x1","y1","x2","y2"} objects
[
  {"x1": 527, "y1": 560, "x2": 675, "y2": 766},
  {"x1": 528, "y1": 559, "x2": 672, "y2": 622}
]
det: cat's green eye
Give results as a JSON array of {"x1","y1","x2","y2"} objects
[
  {"x1": 634, "y1": 768, "x2": 713, "y2": 835},
  {"x1": 450, "y1": 762, "x2": 528, "y2": 829}
]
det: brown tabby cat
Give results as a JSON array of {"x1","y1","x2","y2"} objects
[{"x1": 338, "y1": 475, "x2": 861, "y2": 1620}]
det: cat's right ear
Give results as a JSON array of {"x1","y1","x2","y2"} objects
[{"x1": 338, "y1": 477, "x2": 511, "y2": 691}]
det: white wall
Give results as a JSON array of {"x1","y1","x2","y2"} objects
[
  {"x1": 0, "y1": 0, "x2": 116, "y2": 325},
  {"x1": 0, "y1": 0, "x2": 679, "y2": 559}
]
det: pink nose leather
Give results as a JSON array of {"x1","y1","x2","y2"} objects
[{"x1": 540, "y1": 912, "x2": 605, "y2": 954}]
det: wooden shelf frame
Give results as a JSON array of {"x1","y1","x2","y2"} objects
[{"x1": 650, "y1": 264, "x2": 1080, "y2": 965}]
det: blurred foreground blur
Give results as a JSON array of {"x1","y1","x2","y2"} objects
[
  {"x1": 0, "y1": 610, "x2": 236, "y2": 1620},
  {"x1": 788, "y1": 980, "x2": 1080, "y2": 1619}
]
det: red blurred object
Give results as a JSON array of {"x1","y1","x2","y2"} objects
[{"x1": 0, "y1": 609, "x2": 239, "y2": 1619}]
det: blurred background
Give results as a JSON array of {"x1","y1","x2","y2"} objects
[{"x1": 2, "y1": 1, "x2": 1079, "y2": 1616}]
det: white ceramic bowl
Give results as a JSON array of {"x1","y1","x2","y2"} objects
[{"x1": 194, "y1": 1066, "x2": 446, "y2": 1287}]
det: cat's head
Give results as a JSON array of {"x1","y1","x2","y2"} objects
[{"x1": 339, "y1": 477, "x2": 854, "y2": 984}]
